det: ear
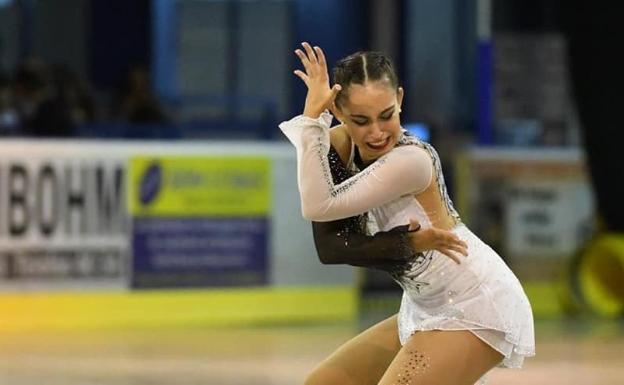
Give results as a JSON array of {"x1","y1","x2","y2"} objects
[{"x1": 397, "y1": 87, "x2": 404, "y2": 110}]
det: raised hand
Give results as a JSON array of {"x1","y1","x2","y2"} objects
[
  {"x1": 293, "y1": 42, "x2": 341, "y2": 119},
  {"x1": 407, "y1": 219, "x2": 468, "y2": 264}
]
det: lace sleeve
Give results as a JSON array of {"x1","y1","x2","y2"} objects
[
  {"x1": 310, "y1": 145, "x2": 417, "y2": 269},
  {"x1": 279, "y1": 112, "x2": 433, "y2": 221}
]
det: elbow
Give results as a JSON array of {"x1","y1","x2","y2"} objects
[
  {"x1": 301, "y1": 205, "x2": 330, "y2": 222},
  {"x1": 317, "y1": 253, "x2": 332, "y2": 265},
  {"x1": 313, "y1": 233, "x2": 346, "y2": 265},
  {"x1": 314, "y1": 233, "x2": 337, "y2": 265},
  {"x1": 316, "y1": 249, "x2": 341, "y2": 265},
  {"x1": 301, "y1": 201, "x2": 344, "y2": 221}
]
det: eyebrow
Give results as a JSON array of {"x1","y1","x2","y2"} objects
[{"x1": 349, "y1": 105, "x2": 395, "y2": 119}]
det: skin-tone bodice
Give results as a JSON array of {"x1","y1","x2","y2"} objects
[{"x1": 330, "y1": 125, "x2": 458, "y2": 231}]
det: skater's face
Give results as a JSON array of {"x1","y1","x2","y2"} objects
[{"x1": 336, "y1": 81, "x2": 404, "y2": 164}]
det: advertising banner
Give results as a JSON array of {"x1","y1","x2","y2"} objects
[
  {"x1": 0, "y1": 140, "x2": 353, "y2": 294},
  {"x1": 128, "y1": 156, "x2": 271, "y2": 288},
  {"x1": 0, "y1": 142, "x2": 129, "y2": 290}
]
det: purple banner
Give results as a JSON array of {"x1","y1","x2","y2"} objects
[{"x1": 131, "y1": 217, "x2": 268, "y2": 288}]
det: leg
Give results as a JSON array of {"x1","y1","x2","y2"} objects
[
  {"x1": 305, "y1": 314, "x2": 402, "y2": 385},
  {"x1": 378, "y1": 330, "x2": 504, "y2": 385}
]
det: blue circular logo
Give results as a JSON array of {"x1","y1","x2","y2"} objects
[{"x1": 139, "y1": 161, "x2": 162, "y2": 205}]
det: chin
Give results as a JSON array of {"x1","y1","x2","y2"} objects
[{"x1": 361, "y1": 137, "x2": 396, "y2": 162}]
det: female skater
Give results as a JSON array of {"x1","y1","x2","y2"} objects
[{"x1": 280, "y1": 43, "x2": 535, "y2": 385}]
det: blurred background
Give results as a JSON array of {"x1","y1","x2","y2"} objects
[{"x1": 1, "y1": 0, "x2": 623, "y2": 384}]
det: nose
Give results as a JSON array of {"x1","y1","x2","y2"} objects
[{"x1": 368, "y1": 121, "x2": 383, "y2": 138}]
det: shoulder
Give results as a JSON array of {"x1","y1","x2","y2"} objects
[
  {"x1": 390, "y1": 143, "x2": 432, "y2": 165},
  {"x1": 384, "y1": 144, "x2": 433, "y2": 193}
]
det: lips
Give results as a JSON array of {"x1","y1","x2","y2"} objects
[{"x1": 366, "y1": 136, "x2": 391, "y2": 151}]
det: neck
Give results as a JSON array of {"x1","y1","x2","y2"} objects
[{"x1": 353, "y1": 147, "x2": 375, "y2": 169}]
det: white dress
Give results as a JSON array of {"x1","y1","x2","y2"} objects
[{"x1": 279, "y1": 112, "x2": 535, "y2": 370}]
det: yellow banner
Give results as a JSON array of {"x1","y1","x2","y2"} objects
[{"x1": 128, "y1": 157, "x2": 270, "y2": 216}]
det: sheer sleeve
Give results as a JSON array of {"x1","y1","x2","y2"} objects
[
  {"x1": 310, "y1": 145, "x2": 418, "y2": 269},
  {"x1": 312, "y1": 220, "x2": 416, "y2": 269},
  {"x1": 279, "y1": 112, "x2": 433, "y2": 221}
]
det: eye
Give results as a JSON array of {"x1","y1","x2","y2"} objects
[
  {"x1": 352, "y1": 119, "x2": 368, "y2": 126},
  {"x1": 380, "y1": 109, "x2": 395, "y2": 120}
]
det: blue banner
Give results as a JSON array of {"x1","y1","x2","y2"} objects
[{"x1": 131, "y1": 217, "x2": 268, "y2": 288}]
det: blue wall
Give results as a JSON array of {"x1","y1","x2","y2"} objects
[{"x1": 290, "y1": 0, "x2": 369, "y2": 116}]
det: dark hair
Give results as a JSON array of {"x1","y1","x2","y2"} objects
[{"x1": 332, "y1": 51, "x2": 399, "y2": 108}]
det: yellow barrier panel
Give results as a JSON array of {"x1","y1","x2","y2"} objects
[
  {"x1": 523, "y1": 281, "x2": 564, "y2": 318},
  {"x1": 0, "y1": 286, "x2": 357, "y2": 332}
]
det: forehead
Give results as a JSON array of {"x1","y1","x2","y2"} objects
[{"x1": 343, "y1": 82, "x2": 396, "y2": 114}]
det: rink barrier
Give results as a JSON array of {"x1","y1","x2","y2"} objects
[{"x1": 0, "y1": 285, "x2": 357, "y2": 332}]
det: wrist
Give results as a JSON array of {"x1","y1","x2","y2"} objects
[
  {"x1": 303, "y1": 110, "x2": 323, "y2": 119},
  {"x1": 303, "y1": 104, "x2": 325, "y2": 119}
]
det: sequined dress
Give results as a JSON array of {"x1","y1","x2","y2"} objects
[{"x1": 279, "y1": 112, "x2": 535, "y2": 369}]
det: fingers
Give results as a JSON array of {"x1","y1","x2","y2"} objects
[
  {"x1": 295, "y1": 42, "x2": 319, "y2": 75},
  {"x1": 440, "y1": 232, "x2": 468, "y2": 255},
  {"x1": 294, "y1": 49, "x2": 313, "y2": 76},
  {"x1": 293, "y1": 69, "x2": 309, "y2": 85},
  {"x1": 408, "y1": 218, "x2": 421, "y2": 232},
  {"x1": 301, "y1": 42, "x2": 318, "y2": 64},
  {"x1": 293, "y1": 42, "x2": 335, "y2": 117},
  {"x1": 450, "y1": 241, "x2": 468, "y2": 256},
  {"x1": 428, "y1": 229, "x2": 467, "y2": 263},
  {"x1": 295, "y1": 42, "x2": 330, "y2": 79},
  {"x1": 451, "y1": 237, "x2": 468, "y2": 256},
  {"x1": 438, "y1": 248, "x2": 462, "y2": 264},
  {"x1": 314, "y1": 45, "x2": 327, "y2": 70},
  {"x1": 405, "y1": 225, "x2": 468, "y2": 265},
  {"x1": 441, "y1": 242, "x2": 467, "y2": 258}
]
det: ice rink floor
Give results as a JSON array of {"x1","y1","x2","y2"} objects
[{"x1": 1, "y1": 317, "x2": 623, "y2": 385}]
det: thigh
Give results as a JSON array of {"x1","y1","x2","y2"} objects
[
  {"x1": 305, "y1": 314, "x2": 402, "y2": 385},
  {"x1": 378, "y1": 330, "x2": 504, "y2": 385}
]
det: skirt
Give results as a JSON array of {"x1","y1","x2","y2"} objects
[{"x1": 394, "y1": 223, "x2": 535, "y2": 369}]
